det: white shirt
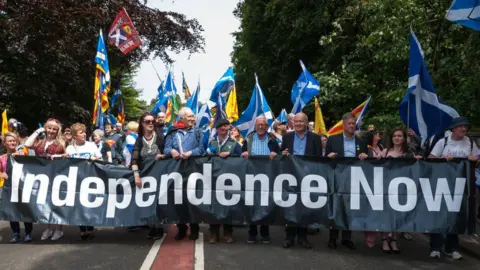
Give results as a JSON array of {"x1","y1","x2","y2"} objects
[
  {"x1": 66, "y1": 141, "x2": 102, "y2": 160},
  {"x1": 430, "y1": 134, "x2": 478, "y2": 158}
]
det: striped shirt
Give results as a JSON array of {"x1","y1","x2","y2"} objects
[{"x1": 251, "y1": 133, "x2": 270, "y2": 156}]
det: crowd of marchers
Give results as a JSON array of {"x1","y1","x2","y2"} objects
[{"x1": 0, "y1": 107, "x2": 479, "y2": 261}]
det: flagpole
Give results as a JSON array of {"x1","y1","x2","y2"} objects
[
  {"x1": 407, "y1": 97, "x2": 410, "y2": 130},
  {"x1": 148, "y1": 57, "x2": 162, "y2": 82}
]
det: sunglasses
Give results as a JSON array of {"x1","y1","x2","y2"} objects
[{"x1": 143, "y1": 120, "x2": 155, "y2": 125}]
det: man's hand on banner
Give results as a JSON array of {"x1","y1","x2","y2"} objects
[
  {"x1": 181, "y1": 151, "x2": 192, "y2": 159},
  {"x1": 468, "y1": 155, "x2": 479, "y2": 162},
  {"x1": 171, "y1": 149, "x2": 181, "y2": 160},
  {"x1": 327, "y1": 152, "x2": 337, "y2": 158},
  {"x1": 219, "y1": 152, "x2": 230, "y2": 158},
  {"x1": 269, "y1": 152, "x2": 277, "y2": 160},
  {"x1": 444, "y1": 154, "x2": 454, "y2": 161},
  {"x1": 156, "y1": 154, "x2": 165, "y2": 160},
  {"x1": 241, "y1": 151, "x2": 249, "y2": 159},
  {"x1": 358, "y1": 153, "x2": 368, "y2": 160},
  {"x1": 282, "y1": 148, "x2": 290, "y2": 156}
]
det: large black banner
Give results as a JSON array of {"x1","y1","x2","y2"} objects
[{"x1": 0, "y1": 156, "x2": 476, "y2": 234}]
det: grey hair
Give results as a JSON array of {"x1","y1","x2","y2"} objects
[
  {"x1": 287, "y1": 113, "x2": 295, "y2": 119},
  {"x1": 92, "y1": 129, "x2": 104, "y2": 138},
  {"x1": 342, "y1": 112, "x2": 356, "y2": 121},
  {"x1": 255, "y1": 115, "x2": 267, "y2": 123},
  {"x1": 178, "y1": 107, "x2": 194, "y2": 119},
  {"x1": 157, "y1": 112, "x2": 166, "y2": 117}
]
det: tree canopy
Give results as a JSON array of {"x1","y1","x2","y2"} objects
[
  {"x1": 232, "y1": 0, "x2": 480, "y2": 131},
  {"x1": 0, "y1": 0, "x2": 204, "y2": 129}
]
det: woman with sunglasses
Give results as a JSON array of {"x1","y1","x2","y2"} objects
[
  {"x1": 24, "y1": 118, "x2": 66, "y2": 241},
  {"x1": 132, "y1": 113, "x2": 166, "y2": 240},
  {"x1": 1, "y1": 132, "x2": 34, "y2": 243}
]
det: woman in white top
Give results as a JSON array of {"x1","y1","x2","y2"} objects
[
  {"x1": 66, "y1": 123, "x2": 102, "y2": 240},
  {"x1": 92, "y1": 129, "x2": 112, "y2": 163}
]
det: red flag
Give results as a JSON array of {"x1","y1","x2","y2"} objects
[{"x1": 108, "y1": 8, "x2": 142, "y2": 55}]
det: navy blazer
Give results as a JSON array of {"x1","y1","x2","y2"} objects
[
  {"x1": 280, "y1": 131, "x2": 323, "y2": 157},
  {"x1": 325, "y1": 133, "x2": 368, "y2": 157}
]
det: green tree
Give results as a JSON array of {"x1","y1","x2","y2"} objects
[
  {"x1": 232, "y1": 0, "x2": 480, "y2": 132},
  {"x1": 0, "y1": 0, "x2": 204, "y2": 129}
]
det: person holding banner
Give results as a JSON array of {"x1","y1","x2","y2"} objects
[
  {"x1": 280, "y1": 112, "x2": 322, "y2": 249},
  {"x1": 428, "y1": 116, "x2": 478, "y2": 260},
  {"x1": 325, "y1": 112, "x2": 369, "y2": 250},
  {"x1": 206, "y1": 119, "x2": 242, "y2": 244},
  {"x1": 132, "y1": 112, "x2": 166, "y2": 240},
  {"x1": 1, "y1": 132, "x2": 34, "y2": 243},
  {"x1": 164, "y1": 107, "x2": 205, "y2": 241},
  {"x1": 66, "y1": 123, "x2": 103, "y2": 240},
  {"x1": 241, "y1": 116, "x2": 280, "y2": 244},
  {"x1": 24, "y1": 118, "x2": 66, "y2": 241}
]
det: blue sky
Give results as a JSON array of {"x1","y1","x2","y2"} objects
[{"x1": 134, "y1": 0, "x2": 241, "y2": 103}]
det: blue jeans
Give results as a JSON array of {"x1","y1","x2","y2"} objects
[{"x1": 430, "y1": 233, "x2": 459, "y2": 253}]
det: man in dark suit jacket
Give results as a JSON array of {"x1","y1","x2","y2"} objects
[
  {"x1": 326, "y1": 112, "x2": 369, "y2": 250},
  {"x1": 280, "y1": 112, "x2": 322, "y2": 249}
]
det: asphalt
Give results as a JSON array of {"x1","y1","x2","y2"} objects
[{"x1": 0, "y1": 221, "x2": 479, "y2": 270}]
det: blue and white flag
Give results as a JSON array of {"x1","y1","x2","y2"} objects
[
  {"x1": 151, "y1": 74, "x2": 168, "y2": 114},
  {"x1": 186, "y1": 82, "x2": 200, "y2": 115},
  {"x1": 277, "y1": 109, "x2": 288, "y2": 123},
  {"x1": 209, "y1": 67, "x2": 235, "y2": 109},
  {"x1": 399, "y1": 28, "x2": 459, "y2": 143},
  {"x1": 110, "y1": 88, "x2": 122, "y2": 108},
  {"x1": 356, "y1": 96, "x2": 371, "y2": 130},
  {"x1": 291, "y1": 60, "x2": 320, "y2": 114},
  {"x1": 234, "y1": 74, "x2": 274, "y2": 138},
  {"x1": 196, "y1": 103, "x2": 212, "y2": 128},
  {"x1": 446, "y1": 0, "x2": 480, "y2": 31}
]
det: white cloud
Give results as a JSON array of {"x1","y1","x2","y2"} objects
[{"x1": 134, "y1": 0, "x2": 241, "y2": 104}]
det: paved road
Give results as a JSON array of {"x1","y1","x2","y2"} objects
[{"x1": 0, "y1": 221, "x2": 479, "y2": 270}]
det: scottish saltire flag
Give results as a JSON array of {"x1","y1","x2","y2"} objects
[
  {"x1": 209, "y1": 67, "x2": 235, "y2": 110},
  {"x1": 151, "y1": 76, "x2": 168, "y2": 114},
  {"x1": 277, "y1": 109, "x2": 288, "y2": 123},
  {"x1": 356, "y1": 96, "x2": 371, "y2": 130},
  {"x1": 291, "y1": 60, "x2": 320, "y2": 114},
  {"x1": 399, "y1": 28, "x2": 459, "y2": 143},
  {"x1": 92, "y1": 30, "x2": 111, "y2": 126},
  {"x1": 234, "y1": 74, "x2": 274, "y2": 138},
  {"x1": 196, "y1": 103, "x2": 212, "y2": 128},
  {"x1": 186, "y1": 82, "x2": 200, "y2": 114},
  {"x1": 446, "y1": 0, "x2": 480, "y2": 30}
]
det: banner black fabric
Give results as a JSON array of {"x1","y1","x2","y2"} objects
[{"x1": 0, "y1": 156, "x2": 476, "y2": 234}]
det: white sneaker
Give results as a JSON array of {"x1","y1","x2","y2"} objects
[
  {"x1": 51, "y1": 230, "x2": 63, "y2": 241},
  {"x1": 41, "y1": 229, "x2": 53, "y2": 240},
  {"x1": 445, "y1": 251, "x2": 463, "y2": 260},
  {"x1": 430, "y1": 251, "x2": 441, "y2": 258}
]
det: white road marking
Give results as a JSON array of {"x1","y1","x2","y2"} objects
[
  {"x1": 139, "y1": 235, "x2": 166, "y2": 270},
  {"x1": 194, "y1": 232, "x2": 205, "y2": 270}
]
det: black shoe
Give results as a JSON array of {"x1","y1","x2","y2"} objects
[
  {"x1": 175, "y1": 231, "x2": 187, "y2": 241},
  {"x1": 341, "y1": 240, "x2": 356, "y2": 250},
  {"x1": 80, "y1": 233, "x2": 89, "y2": 241},
  {"x1": 298, "y1": 238, "x2": 312, "y2": 249},
  {"x1": 247, "y1": 235, "x2": 256, "y2": 244},
  {"x1": 189, "y1": 232, "x2": 199, "y2": 241},
  {"x1": 328, "y1": 238, "x2": 337, "y2": 249},
  {"x1": 146, "y1": 228, "x2": 157, "y2": 239},
  {"x1": 261, "y1": 236, "x2": 271, "y2": 244},
  {"x1": 127, "y1": 226, "x2": 140, "y2": 232},
  {"x1": 283, "y1": 239, "x2": 294, "y2": 248}
]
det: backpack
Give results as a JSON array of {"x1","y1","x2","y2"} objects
[
  {"x1": 423, "y1": 131, "x2": 446, "y2": 158},
  {"x1": 440, "y1": 136, "x2": 474, "y2": 156}
]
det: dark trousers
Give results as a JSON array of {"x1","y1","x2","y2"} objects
[
  {"x1": 430, "y1": 233, "x2": 459, "y2": 253},
  {"x1": 329, "y1": 229, "x2": 351, "y2": 241},
  {"x1": 79, "y1": 226, "x2": 94, "y2": 232},
  {"x1": 249, "y1": 225, "x2": 269, "y2": 237},
  {"x1": 285, "y1": 226, "x2": 307, "y2": 240},
  {"x1": 209, "y1": 224, "x2": 233, "y2": 235},
  {"x1": 177, "y1": 223, "x2": 199, "y2": 234},
  {"x1": 10, "y1": 222, "x2": 33, "y2": 234}
]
